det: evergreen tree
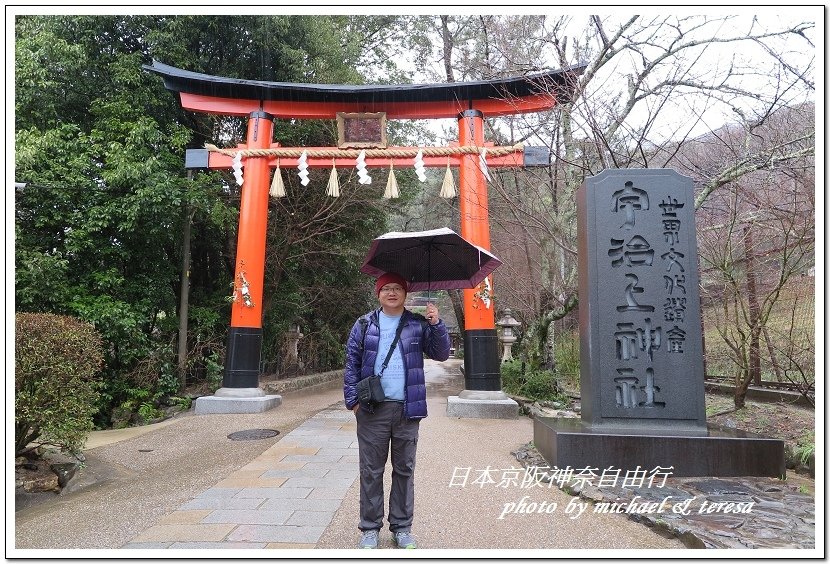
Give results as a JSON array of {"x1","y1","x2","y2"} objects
[{"x1": 15, "y1": 15, "x2": 404, "y2": 424}]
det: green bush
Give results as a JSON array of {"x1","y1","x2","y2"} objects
[
  {"x1": 500, "y1": 359, "x2": 525, "y2": 394},
  {"x1": 500, "y1": 359, "x2": 566, "y2": 403},
  {"x1": 203, "y1": 351, "x2": 224, "y2": 392},
  {"x1": 554, "y1": 330, "x2": 580, "y2": 389},
  {"x1": 523, "y1": 369, "x2": 558, "y2": 398},
  {"x1": 795, "y1": 432, "x2": 815, "y2": 466},
  {"x1": 15, "y1": 313, "x2": 104, "y2": 457}
]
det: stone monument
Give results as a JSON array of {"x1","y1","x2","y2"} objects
[{"x1": 534, "y1": 169, "x2": 785, "y2": 477}]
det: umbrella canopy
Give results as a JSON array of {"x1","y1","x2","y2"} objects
[{"x1": 360, "y1": 227, "x2": 502, "y2": 291}]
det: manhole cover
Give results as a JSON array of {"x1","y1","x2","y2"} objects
[{"x1": 227, "y1": 429, "x2": 280, "y2": 441}]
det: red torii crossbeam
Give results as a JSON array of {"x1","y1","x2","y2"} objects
[{"x1": 146, "y1": 60, "x2": 583, "y2": 402}]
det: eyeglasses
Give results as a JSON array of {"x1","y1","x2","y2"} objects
[{"x1": 380, "y1": 285, "x2": 405, "y2": 294}]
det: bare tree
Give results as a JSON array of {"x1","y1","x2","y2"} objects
[
  {"x1": 403, "y1": 14, "x2": 816, "y2": 379},
  {"x1": 694, "y1": 105, "x2": 815, "y2": 407}
]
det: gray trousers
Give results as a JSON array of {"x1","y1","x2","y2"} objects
[{"x1": 355, "y1": 401, "x2": 420, "y2": 532}]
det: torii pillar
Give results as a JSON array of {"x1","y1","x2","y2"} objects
[
  {"x1": 144, "y1": 60, "x2": 584, "y2": 416},
  {"x1": 445, "y1": 109, "x2": 519, "y2": 419},
  {"x1": 196, "y1": 110, "x2": 282, "y2": 415}
]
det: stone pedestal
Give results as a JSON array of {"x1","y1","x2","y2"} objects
[
  {"x1": 534, "y1": 417, "x2": 786, "y2": 478},
  {"x1": 194, "y1": 387, "x2": 281, "y2": 414},
  {"x1": 447, "y1": 389, "x2": 519, "y2": 419}
]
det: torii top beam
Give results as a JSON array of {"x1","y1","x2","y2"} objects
[{"x1": 144, "y1": 60, "x2": 585, "y2": 119}]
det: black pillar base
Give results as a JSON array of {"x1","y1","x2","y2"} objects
[
  {"x1": 224, "y1": 327, "x2": 262, "y2": 388},
  {"x1": 463, "y1": 329, "x2": 501, "y2": 391}
]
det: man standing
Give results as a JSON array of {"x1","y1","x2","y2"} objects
[{"x1": 344, "y1": 272, "x2": 451, "y2": 549}]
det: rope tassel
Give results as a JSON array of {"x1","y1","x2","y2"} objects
[
  {"x1": 439, "y1": 159, "x2": 456, "y2": 198},
  {"x1": 384, "y1": 163, "x2": 400, "y2": 199},
  {"x1": 326, "y1": 160, "x2": 340, "y2": 197},
  {"x1": 269, "y1": 160, "x2": 286, "y2": 198}
]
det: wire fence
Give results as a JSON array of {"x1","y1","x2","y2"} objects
[{"x1": 700, "y1": 274, "x2": 815, "y2": 386}]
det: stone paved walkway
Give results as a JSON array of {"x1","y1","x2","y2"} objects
[
  {"x1": 572, "y1": 476, "x2": 816, "y2": 549},
  {"x1": 513, "y1": 442, "x2": 817, "y2": 550},
  {"x1": 121, "y1": 408, "x2": 357, "y2": 549}
]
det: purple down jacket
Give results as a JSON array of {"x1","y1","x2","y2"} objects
[{"x1": 344, "y1": 308, "x2": 451, "y2": 418}]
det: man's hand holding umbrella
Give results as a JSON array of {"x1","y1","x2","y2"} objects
[{"x1": 425, "y1": 302, "x2": 440, "y2": 325}]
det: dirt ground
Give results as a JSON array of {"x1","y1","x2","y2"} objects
[
  {"x1": 705, "y1": 391, "x2": 816, "y2": 486},
  {"x1": 705, "y1": 392, "x2": 815, "y2": 445}
]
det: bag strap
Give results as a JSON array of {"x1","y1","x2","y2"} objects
[
  {"x1": 378, "y1": 315, "x2": 406, "y2": 377},
  {"x1": 358, "y1": 317, "x2": 369, "y2": 352}
]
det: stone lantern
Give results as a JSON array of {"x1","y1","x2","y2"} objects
[
  {"x1": 283, "y1": 325, "x2": 304, "y2": 376},
  {"x1": 496, "y1": 308, "x2": 521, "y2": 362}
]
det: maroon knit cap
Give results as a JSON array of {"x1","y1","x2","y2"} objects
[{"x1": 375, "y1": 272, "x2": 408, "y2": 296}]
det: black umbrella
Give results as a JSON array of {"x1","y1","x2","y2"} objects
[{"x1": 360, "y1": 227, "x2": 502, "y2": 292}]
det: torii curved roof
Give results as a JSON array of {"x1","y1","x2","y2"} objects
[{"x1": 144, "y1": 60, "x2": 585, "y2": 119}]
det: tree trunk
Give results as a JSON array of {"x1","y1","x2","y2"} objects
[
  {"x1": 176, "y1": 172, "x2": 195, "y2": 392},
  {"x1": 743, "y1": 226, "x2": 762, "y2": 386},
  {"x1": 440, "y1": 16, "x2": 455, "y2": 83},
  {"x1": 761, "y1": 324, "x2": 785, "y2": 382},
  {"x1": 733, "y1": 387, "x2": 746, "y2": 409},
  {"x1": 734, "y1": 367, "x2": 751, "y2": 409},
  {"x1": 448, "y1": 289, "x2": 465, "y2": 340},
  {"x1": 544, "y1": 317, "x2": 556, "y2": 371}
]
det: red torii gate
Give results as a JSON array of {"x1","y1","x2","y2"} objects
[{"x1": 146, "y1": 60, "x2": 583, "y2": 407}]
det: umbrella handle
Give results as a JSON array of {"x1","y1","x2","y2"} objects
[{"x1": 427, "y1": 250, "x2": 431, "y2": 304}]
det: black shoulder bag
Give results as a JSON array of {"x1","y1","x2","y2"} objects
[{"x1": 356, "y1": 316, "x2": 405, "y2": 411}]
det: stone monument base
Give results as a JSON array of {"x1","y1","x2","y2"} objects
[
  {"x1": 534, "y1": 417, "x2": 785, "y2": 478},
  {"x1": 446, "y1": 390, "x2": 519, "y2": 419},
  {"x1": 194, "y1": 387, "x2": 282, "y2": 415}
]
